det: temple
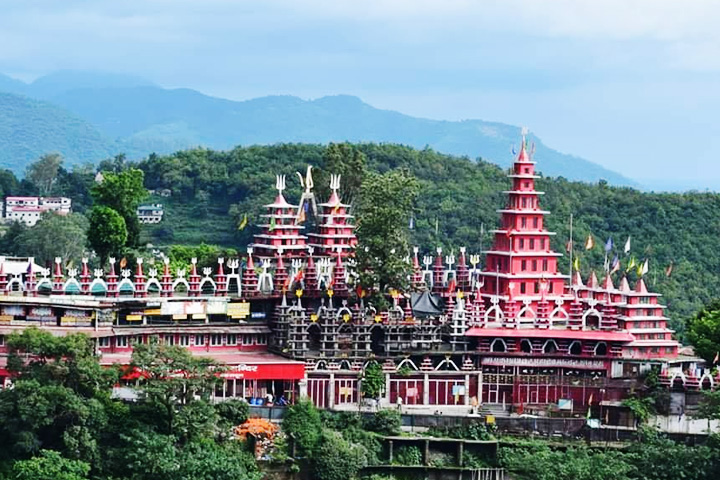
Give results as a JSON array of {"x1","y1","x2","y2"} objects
[{"x1": 0, "y1": 143, "x2": 703, "y2": 414}]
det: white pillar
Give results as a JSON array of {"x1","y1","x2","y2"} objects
[
  {"x1": 423, "y1": 373, "x2": 430, "y2": 405},
  {"x1": 328, "y1": 373, "x2": 336, "y2": 409},
  {"x1": 464, "y1": 374, "x2": 470, "y2": 405},
  {"x1": 384, "y1": 373, "x2": 391, "y2": 407}
]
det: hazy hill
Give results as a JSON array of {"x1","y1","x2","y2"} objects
[
  {"x1": 0, "y1": 71, "x2": 634, "y2": 185},
  {"x1": 0, "y1": 92, "x2": 115, "y2": 172}
]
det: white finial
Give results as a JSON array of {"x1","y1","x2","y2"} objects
[
  {"x1": 330, "y1": 173, "x2": 341, "y2": 193},
  {"x1": 202, "y1": 267, "x2": 212, "y2": 277},
  {"x1": 413, "y1": 246, "x2": 419, "y2": 254},
  {"x1": 276, "y1": 174, "x2": 286, "y2": 193},
  {"x1": 94, "y1": 269, "x2": 104, "y2": 278},
  {"x1": 55, "y1": 257, "x2": 61, "y2": 265},
  {"x1": 460, "y1": 247, "x2": 466, "y2": 254},
  {"x1": 218, "y1": 257, "x2": 225, "y2": 265},
  {"x1": 137, "y1": 258, "x2": 143, "y2": 265},
  {"x1": 163, "y1": 257, "x2": 170, "y2": 265},
  {"x1": 109, "y1": 257, "x2": 116, "y2": 264},
  {"x1": 247, "y1": 247, "x2": 254, "y2": 255},
  {"x1": 305, "y1": 165, "x2": 314, "y2": 192},
  {"x1": 82, "y1": 257, "x2": 88, "y2": 264},
  {"x1": 191, "y1": 257, "x2": 197, "y2": 265},
  {"x1": 308, "y1": 246, "x2": 315, "y2": 255},
  {"x1": 436, "y1": 247, "x2": 442, "y2": 255},
  {"x1": 148, "y1": 268, "x2": 158, "y2": 278}
]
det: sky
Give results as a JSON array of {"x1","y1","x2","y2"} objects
[{"x1": 1, "y1": 0, "x2": 719, "y2": 189}]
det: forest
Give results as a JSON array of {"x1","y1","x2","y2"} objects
[{"x1": 2, "y1": 143, "x2": 720, "y2": 335}]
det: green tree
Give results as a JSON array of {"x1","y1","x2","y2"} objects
[
  {"x1": 13, "y1": 450, "x2": 90, "y2": 480},
  {"x1": 355, "y1": 169, "x2": 419, "y2": 306},
  {"x1": 14, "y1": 213, "x2": 88, "y2": 266},
  {"x1": 87, "y1": 206, "x2": 127, "y2": 264},
  {"x1": 687, "y1": 300, "x2": 720, "y2": 364},
  {"x1": 361, "y1": 361, "x2": 385, "y2": 399},
  {"x1": 312, "y1": 430, "x2": 368, "y2": 480},
  {"x1": 129, "y1": 342, "x2": 223, "y2": 436},
  {"x1": 91, "y1": 168, "x2": 147, "y2": 247},
  {"x1": 282, "y1": 399, "x2": 323, "y2": 458},
  {"x1": 316, "y1": 142, "x2": 366, "y2": 201},
  {"x1": 26, "y1": 153, "x2": 63, "y2": 196}
]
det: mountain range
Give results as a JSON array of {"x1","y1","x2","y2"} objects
[{"x1": 0, "y1": 71, "x2": 635, "y2": 186}]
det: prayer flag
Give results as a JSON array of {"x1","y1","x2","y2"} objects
[
  {"x1": 604, "y1": 237, "x2": 613, "y2": 253},
  {"x1": 238, "y1": 213, "x2": 248, "y2": 231},
  {"x1": 565, "y1": 240, "x2": 573, "y2": 253},
  {"x1": 665, "y1": 262, "x2": 673, "y2": 278},
  {"x1": 610, "y1": 255, "x2": 620, "y2": 274},
  {"x1": 626, "y1": 256, "x2": 637, "y2": 273},
  {"x1": 269, "y1": 216, "x2": 276, "y2": 231},
  {"x1": 624, "y1": 236, "x2": 631, "y2": 254},
  {"x1": 585, "y1": 235, "x2": 594, "y2": 250},
  {"x1": 573, "y1": 257, "x2": 580, "y2": 272}
]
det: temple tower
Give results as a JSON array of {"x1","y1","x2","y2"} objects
[
  {"x1": 481, "y1": 132, "x2": 571, "y2": 318},
  {"x1": 251, "y1": 175, "x2": 308, "y2": 258},
  {"x1": 307, "y1": 174, "x2": 357, "y2": 257}
]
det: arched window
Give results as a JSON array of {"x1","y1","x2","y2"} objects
[
  {"x1": 519, "y1": 339, "x2": 532, "y2": 353},
  {"x1": 568, "y1": 341, "x2": 582, "y2": 355},
  {"x1": 594, "y1": 342, "x2": 608, "y2": 356},
  {"x1": 490, "y1": 338, "x2": 507, "y2": 353}
]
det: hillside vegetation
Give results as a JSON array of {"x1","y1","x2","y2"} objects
[{"x1": 132, "y1": 143, "x2": 719, "y2": 334}]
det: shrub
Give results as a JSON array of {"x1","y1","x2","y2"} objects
[
  {"x1": 282, "y1": 399, "x2": 323, "y2": 457},
  {"x1": 394, "y1": 445, "x2": 422, "y2": 465},
  {"x1": 364, "y1": 409, "x2": 402, "y2": 436},
  {"x1": 215, "y1": 399, "x2": 250, "y2": 426},
  {"x1": 312, "y1": 431, "x2": 368, "y2": 480}
]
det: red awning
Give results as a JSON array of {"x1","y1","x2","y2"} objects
[
  {"x1": 464, "y1": 327, "x2": 634, "y2": 342},
  {"x1": 222, "y1": 363, "x2": 305, "y2": 380}
]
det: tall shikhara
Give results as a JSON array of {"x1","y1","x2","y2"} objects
[
  {"x1": 250, "y1": 175, "x2": 308, "y2": 258},
  {"x1": 481, "y1": 133, "x2": 570, "y2": 315},
  {"x1": 307, "y1": 174, "x2": 357, "y2": 257}
]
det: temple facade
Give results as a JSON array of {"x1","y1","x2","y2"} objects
[{"x1": 0, "y1": 148, "x2": 702, "y2": 414}]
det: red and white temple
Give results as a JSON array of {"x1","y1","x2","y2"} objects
[{"x1": 0, "y1": 143, "x2": 700, "y2": 414}]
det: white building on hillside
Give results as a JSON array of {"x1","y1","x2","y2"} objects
[{"x1": 4, "y1": 196, "x2": 72, "y2": 226}]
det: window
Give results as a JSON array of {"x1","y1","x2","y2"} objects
[
  {"x1": 542, "y1": 259, "x2": 548, "y2": 271},
  {"x1": 227, "y1": 334, "x2": 237, "y2": 346},
  {"x1": 521, "y1": 217, "x2": 527, "y2": 228},
  {"x1": 179, "y1": 335, "x2": 190, "y2": 347},
  {"x1": 211, "y1": 334, "x2": 223, "y2": 346},
  {"x1": 195, "y1": 334, "x2": 205, "y2": 346},
  {"x1": 532, "y1": 260, "x2": 537, "y2": 271},
  {"x1": 521, "y1": 260, "x2": 527, "y2": 271},
  {"x1": 529, "y1": 239, "x2": 535, "y2": 249},
  {"x1": 134, "y1": 335, "x2": 144, "y2": 345},
  {"x1": 257, "y1": 335, "x2": 267, "y2": 345},
  {"x1": 534, "y1": 282, "x2": 540, "y2": 294},
  {"x1": 0, "y1": 335, "x2": 4, "y2": 346},
  {"x1": 164, "y1": 335, "x2": 175, "y2": 346},
  {"x1": 242, "y1": 334, "x2": 252, "y2": 345},
  {"x1": 116, "y1": 336, "x2": 128, "y2": 348},
  {"x1": 519, "y1": 238, "x2": 525, "y2": 248},
  {"x1": 520, "y1": 283, "x2": 526, "y2": 294},
  {"x1": 533, "y1": 217, "x2": 538, "y2": 228},
  {"x1": 521, "y1": 198, "x2": 527, "y2": 208},
  {"x1": 98, "y1": 337, "x2": 110, "y2": 348},
  {"x1": 549, "y1": 282, "x2": 554, "y2": 293}
]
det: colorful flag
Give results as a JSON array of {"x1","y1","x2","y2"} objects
[
  {"x1": 585, "y1": 235, "x2": 594, "y2": 250},
  {"x1": 626, "y1": 256, "x2": 637, "y2": 273},
  {"x1": 119, "y1": 257, "x2": 127, "y2": 269},
  {"x1": 604, "y1": 237, "x2": 613, "y2": 253},
  {"x1": 610, "y1": 254, "x2": 620, "y2": 274},
  {"x1": 624, "y1": 236, "x2": 631, "y2": 254},
  {"x1": 565, "y1": 240, "x2": 573, "y2": 253},
  {"x1": 296, "y1": 208, "x2": 306, "y2": 224},
  {"x1": 237, "y1": 213, "x2": 248, "y2": 231},
  {"x1": 409, "y1": 217, "x2": 415, "y2": 230},
  {"x1": 637, "y1": 259, "x2": 649, "y2": 277},
  {"x1": 333, "y1": 203, "x2": 341, "y2": 214},
  {"x1": 446, "y1": 278, "x2": 457, "y2": 294},
  {"x1": 714, "y1": 352, "x2": 719, "y2": 364},
  {"x1": 573, "y1": 257, "x2": 580, "y2": 272},
  {"x1": 665, "y1": 262, "x2": 673, "y2": 278},
  {"x1": 586, "y1": 394, "x2": 594, "y2": 419},
  {"x1": 293, "y1": 268, "x2": 304, "y2": 284},
  {"x1": 269, "y1": 216, "x2": 276, "y2": 231}
]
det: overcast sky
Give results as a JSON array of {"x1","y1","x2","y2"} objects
[{"x1": 1, "y1": 0, "x2": 719, "y2": 189}]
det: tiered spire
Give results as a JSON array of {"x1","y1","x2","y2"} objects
[
  {"x1": 251, "y1": 175, "x2": 308, "y2": 258},
  {"x1": 481, "y1": 130, "x2": 570, "y2": 311},
  {"x1": 307, "y1": 174, "x2": 357, "y2": 257}
]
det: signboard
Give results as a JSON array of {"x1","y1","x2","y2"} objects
[
  {"x1": 126, "y1": 314, "x2": 142, "y2": 322},
  {"x1": 558, "y1": 398, "x2": 574, "y2": 411},
  {"x1": 227, "y1": 302, "x2": 250, "y2": 319},
  {"x1": 223, "y1": 363, "x2": 305, "y2": 380},
  {"x1": 2, "y1": 306, "x2": 24, "y2": 316},
  {"x1": 483, "y1": 357, "x2": 606, "y2": 370},
  {"x1": 206, "y1": 300, "x2": 227, "y2": 315},
  {"x1": 0, "y1": 315, "x2": 12, "y2": 325},
  {"x1": 161, "y1": 301, "x2": 207, "y2": 316},
  {"x1": 251, "y1": 311, "x2": 266, "y2": 320}
]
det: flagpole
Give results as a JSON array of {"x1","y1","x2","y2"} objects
[{"x1": 568, "y1": 214, "x2": 573, "y2": 281}]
